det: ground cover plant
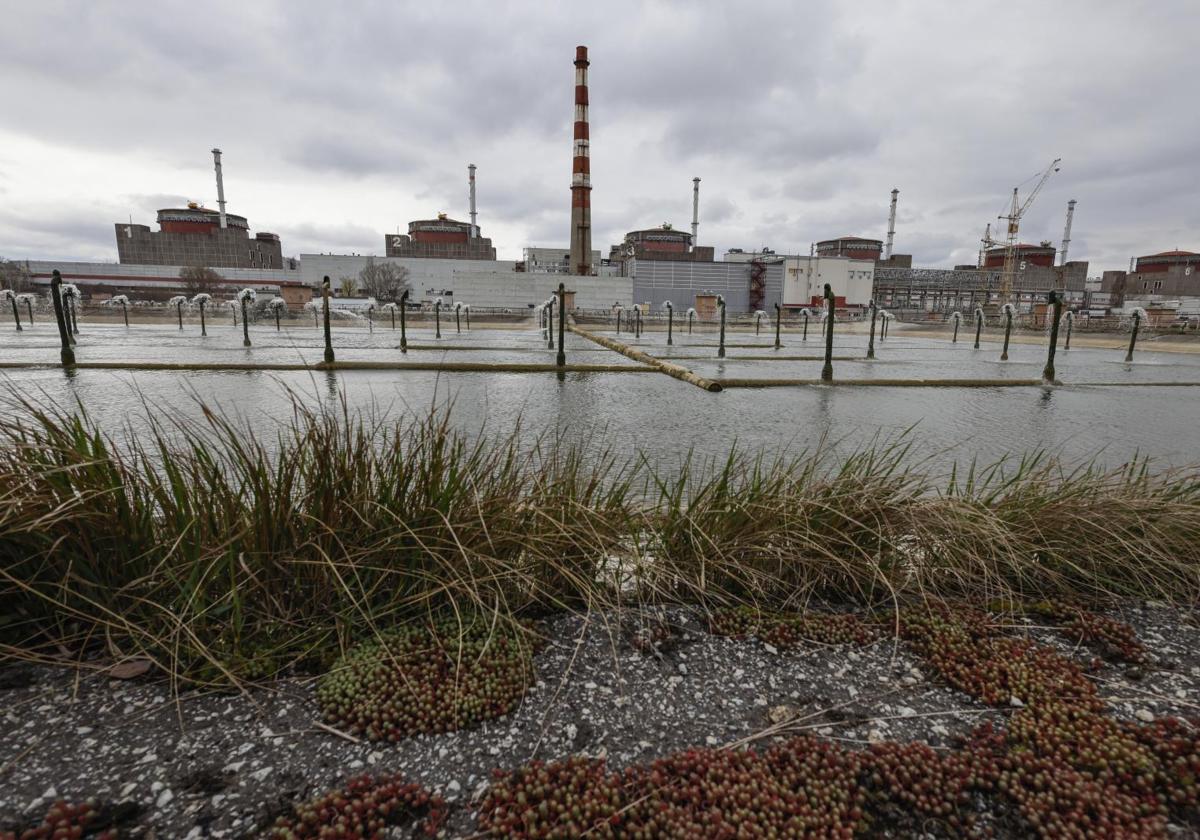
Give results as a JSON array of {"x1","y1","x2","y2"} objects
[
  {"x1": 478, "y1": 604, "x2": 1200, "y2": 838},
  {"x1": 316, "y1": 617, "x2": 536, "y2": 740},
  {"x1": 267, "y1": 773, "x2": 447, "y2": 838},
  {"x1": 0, "y1": 799, "x2": 135, "y2": 840}
]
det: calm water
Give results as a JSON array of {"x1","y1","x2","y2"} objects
[{"x1": 2, "y1": 319, "x2": 1199, "y2": 471}]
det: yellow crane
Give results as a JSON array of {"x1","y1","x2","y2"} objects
[{"x1": 993, "y1": 158, "x2": 1061, "y2": 302}]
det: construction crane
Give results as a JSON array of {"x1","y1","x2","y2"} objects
[{"x1": 994, "y1": 158, "x2": 1061, "y2": 302}]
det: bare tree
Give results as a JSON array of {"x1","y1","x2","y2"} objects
[
  {"x1": 0, "y1": 258, "x2": 33, "y2": 293},
  {"x1": 180, "y1": 265, "x2": 223, "y2": 298},
  {"x1": 358, "y1": 259, "x2": 409, "y2": 303},
  {"x1": 338, "y1": 276, "x2": 359, "y2": 298}
]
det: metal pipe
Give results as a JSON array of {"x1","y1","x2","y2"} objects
[
  {"x1": 1064, "y1": 310, "x2": 1073, "y2": 350},
  {"x1": 322, "y1": 276, "x2": 334, "y2": 364},
  {"x1": 867, "y1": 300, "x2": 877, "y2": 359},
  {"x1": 1043, "y1": 291, "x2": 1062, "y2": 384},
  {"x1": 717, "y1": 295, "x2": 726, "y2": 358},
  {"x1": 23, "y1": 296, "x2": 33, "y2": 325},
  {"x1": 212, "y1": 148, "x2": 228, "y2": 229},
  {"x1": 556, "y1": 282, "x2": 566, "y2": 367},
  {"x1": 435, "y1": 298, "x2": 442, "y2": 340},
  {"x1": 1001, "y1": 305, "x2": 1013, "y2": 361},
  {"x1": 468, "y1": 164, "x2": 478, "y2": 238},
  {"x1": 1125, "y1": 310, "x2": 1142, "y2": 362},
  {"x1": 974, "y1": 308, "x2": 983, "y2": 349},
  {"x1": 241, "y1": 294, "x2": 251, "y2": 347},
  {"x1": 50, "y1": 271, "x2": 75, "y2": 366},
  {"x1": 1059, "y1": 199, "x2": 1076, "y2": 266},
  {"x1": 546, "y1": 298, "x2": 554, "y2": 348},
  {"x1": 199, "y1": 300, "x2": 207, "y2": 336},
  {"x1": 821, "y1": 284, "x2": 834, "y2": 382},
  {"x1": 773, "y1": 302, "x2": 781, "y2": 349},
  {"x1": 666, "y1": 301, "x2": 674, "y2": 346},
  {"x1": 884, "y1": 188, "x2": 898, "y2": 261},
  {"x1": 5, "y1": 291, "x2": 20, "y2": 332},
  {"x1": 120, "y1": 299, "x2": 128, "y2": 328},
  {"x1": 400, "y1": 290, "x2": 408, "y2": 352},
  {"x1": 691, "y1": 177, "x2": 700, "y2": 251}
]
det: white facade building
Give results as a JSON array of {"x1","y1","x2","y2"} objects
[
  {"x1": 781, "y1": 256, "x2": 875, "y2": 309},
  {"x1": 722, "y1": 250, "x2": 875, "y2": 308},
  {"x1": 300, "y1": 254, "x2": 632, "y2": 310}
]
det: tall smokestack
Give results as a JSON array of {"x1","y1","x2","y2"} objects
[
  {"x1": 1059, "y1": 199, "x2": 1076, "y2": 266},
  {"x1": 691, "y1": 177, "x2": 701, "y2": 251},
  {"x1": 883, "y1": 188, "x2": 898, "y2": 260},
  {"x1": 211, "y1": 148, "x2": 227, "y2": 229},
  {"x1": 569, "y1": 45, "x2": 592, "y2": 276},
  {"x1": 468, "y1": 163, "x2": 478, "y2": 239}
]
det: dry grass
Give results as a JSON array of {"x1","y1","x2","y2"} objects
[{"x1": 1, "y1": 387, "x2": 1197, "y2": 686}]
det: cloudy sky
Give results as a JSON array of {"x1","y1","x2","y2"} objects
[{"x1": 1, "y1": 1, "x2": 1197, "y2": 273}]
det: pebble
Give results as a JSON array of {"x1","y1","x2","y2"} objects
[{"x1": 1135, "y1": 709, "x2": 1155, "y2": 723}]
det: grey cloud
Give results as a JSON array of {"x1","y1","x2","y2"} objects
[{"x1": 0, "y1": 1, "x2": 1198, "y2": 272}]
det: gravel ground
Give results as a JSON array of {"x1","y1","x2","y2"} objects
[{"x1": 2, "y1": 603, "x2": 1198, "y2": 838}]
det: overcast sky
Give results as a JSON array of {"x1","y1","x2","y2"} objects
[{"x1": 1, "y1": 1, "x2": 1197, "y2": 273}]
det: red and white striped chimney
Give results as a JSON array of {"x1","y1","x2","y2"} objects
[{"x1": 569, "y1": 45, "x2": 592, "y2": 276}]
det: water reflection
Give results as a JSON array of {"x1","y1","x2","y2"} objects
[{"x1": 1, "y1": 324, "x2": 1198, "y2": 472}]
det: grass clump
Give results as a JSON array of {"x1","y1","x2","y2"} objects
[
  {"x1": 2, "y1": 386, "x2": 1200, "y2": 687},
  {"x1": 316, "y1": 617, "x2": 535, "y2": 740},
  {"x1": 267, "y1": 773, "x2": 447, "y2": 838}
]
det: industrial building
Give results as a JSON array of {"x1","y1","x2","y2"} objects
[
  {"x1": 982, "y1": 242, "x2": 1057, "y2": 269},
  {"x1": 608, "y1": 226, "x2": 715, "y2": 272},
  {"x1": 116, "y1": 205, "x2": 286, "y2": 269},
  {"x1": 816, "y1": 236, "x2": 882, "y2": 262},
  {"x1": 384, "y1": 215, "x2": 496, "y2": 260},
  {"x1": 114, "y1": 149, "x2": 288, "y2": 270},
  {"x1": 624, "y1": 258, "x2": 784, "y2": 314},
  {"x1": 872, "y1": 261, "x2": 1089, "y2": 313},
  {"x1": 300, "y1": 253, "x2": 631, "y2": 311},
  {"x1": 520, "y1": 246, "x2": 602, "y2": 274},
  {"x1": 21, "y1": 259, "x2": 305, "y2": 303},
  {"x1": 724, "y1": 250, "x2": 875, "y2": 311},
  {"x1": 1097, "y1": 249, "x2": 1200, "y2": 316}
]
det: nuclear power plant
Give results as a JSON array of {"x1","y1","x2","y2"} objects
[{"x1": 16, "y1": 44, "x2": 1199, "y2": 320}]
